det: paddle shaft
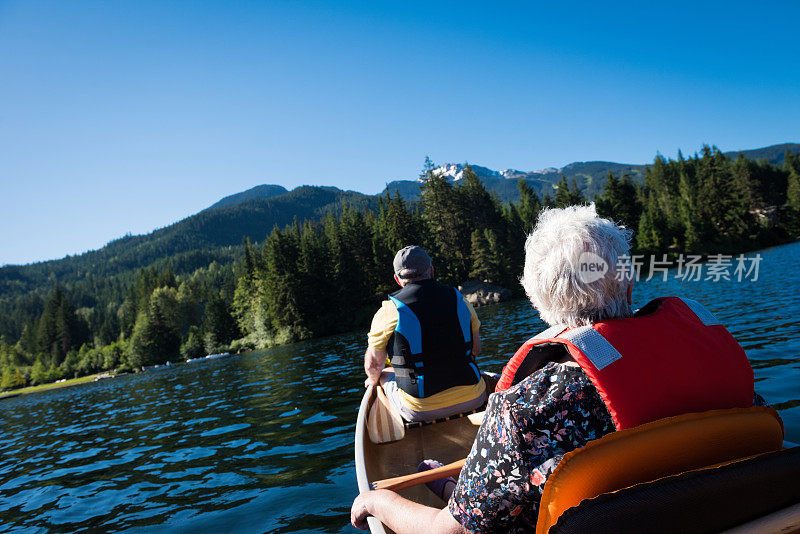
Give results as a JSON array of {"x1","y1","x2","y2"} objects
[{"x1": 372, "y1": 458, "x2": 466, "y2": 491}]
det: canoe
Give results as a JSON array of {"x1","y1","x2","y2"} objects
[
  {"x1": 355, "y1": 380, "x2": 800, "y2": 534},
  {"x1": 354, "y1": 375, "x2": 496, "y2": 534}
]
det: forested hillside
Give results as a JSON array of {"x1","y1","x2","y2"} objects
[{"x1": 1, "y1": 145, "x2": 799, "y2": 391}]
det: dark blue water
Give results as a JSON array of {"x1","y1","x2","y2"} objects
[{"x1": 1, "y1": 242, "x2": 798, "y2": 533}]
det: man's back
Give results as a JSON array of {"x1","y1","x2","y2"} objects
[{"x1": 388, "y1": 279, "x2": 479, "y2": 399}]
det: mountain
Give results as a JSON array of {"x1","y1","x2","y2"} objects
[
  {"x1": 722, "y1": 143, "x2": 800, "y2": 167},
  {"x1": 0, "y1": 186, "x2": 378, "y2": 298},
  {"x1": 207, "y1": 184, "x2": 288, "y2": 210},
  {"x1": 384, "y1": 160, "x2": 647, "y2": 202},
  {"x1": 383, "y1": 143, "x2": 800, "y2": 203},
  {"x1": 2, "y1": 142, "x2": 797, "y2": 301}
]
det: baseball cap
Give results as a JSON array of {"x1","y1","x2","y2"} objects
[{"x1": 393, "y1": 246, "x2": 432, "y2": 279}]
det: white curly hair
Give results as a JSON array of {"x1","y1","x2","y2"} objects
[{"x1": 520, "y1": 203, "x2": 633, "y2": 327}]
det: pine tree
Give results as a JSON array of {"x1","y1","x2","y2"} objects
[
  {"x1": 501, "y1": 202, "x2": 526, "y2": 290},
  {"x1": 677, "y1": 159, "x2": 701, "y2": 252},
  {"x1": 180, "y1": 326, "x2": 205, "y2": 359},
  {"x1": 636, "y1": 195, "x2": 668, "y2": 253},
  {"x1": 418, "y1": 158, "x2": 469, "y2": 282},
  {"x1": 554, "y1": 176, "x2": 585, "y2": 207},
  {"x1": 36, "y1": 285, "x2": 61, "y2": 358},
  {"x1": 204, "y1": 293, "x2": 239, "y2": 349},
  {"x1": 554, "y1": 175, "x2": 571, "y2": 207},
  {"x1": 30, "y1": 358, "x2": 47, "y2": 385},
  {"x1": 232, "y1": 238, "x2": 266, "y2": 338},
  {"x1": 515, "y1": 178, "x2": 541, "y2": 232},
  {"x1": 732, "y1": 154, "x2": 760, "y2": 211},
  {"x1": 17, "y1": 322, "x2": 37, "y2": 354},
  {"x1": 338, "y1": 204, "x2": 375, "y2": 306},
  {"x1": 35, "y1": 285, "x2": 86, "y2": 366},
  {"x1": 695, "y1": 146, "x2": 755, "y2": 250},
  {"x1": 595, "y1": 172, "x2": 642, "y2": 230},
  {"x1": 459, "y1": 165, "x2": 503, "y2": 234},
  {"x1": 380, "y1": 192, "x2": 419, "y2": 253},
  {"x1": 785, "y1": 152, "x2": 800, "y2": 236},
  {"x1": 595, "y1": 172, "x2": 620, "y2": 219},
  {"x1": 469, "y1": 229, "x2": 493, "y2": 282},
  {"x1": 262, "y1": 225, "x2": 305, "y2": 340},
  {"x1": 296, "y1": 221, "x2": 337, "y2": 335},
  {"x1": 128, "y1": 288, "x2": 182, "y2": 368}
]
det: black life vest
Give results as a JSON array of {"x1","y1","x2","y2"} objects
[{"x1": 388, "y1": 279, "x2": 481, "y2": 398}]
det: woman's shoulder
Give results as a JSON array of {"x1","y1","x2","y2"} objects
[
  {"x1": 488, "y1": 362, "x2": 609, "y2": 424},
  {"x1": 502, "y1": 361, "x2": 594, "y2": 398}
]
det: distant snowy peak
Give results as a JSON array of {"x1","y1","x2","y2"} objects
[
  {"x1": 499, "y1": 169, "x2": 524, "y2": 178},
  {"x1": 430, "y1": 163, "x2": 502, "y2": 182},
  {"x1": 434, "y1": 163, "x2": 467, "y2": 181},
  {"x1": 422, "y1": 163, "x2": 561, "y2": 183},
  {"x1": 500, "y1": 167, "x2": 559, "y2": 178}
]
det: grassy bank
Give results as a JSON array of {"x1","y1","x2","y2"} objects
[{"x1": 0, "y1": 373, "x2": 113, "y2": 399}]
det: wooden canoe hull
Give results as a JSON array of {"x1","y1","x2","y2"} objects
[{"x1": 354, "y1": 380, "x2": 492, "y2": 534}]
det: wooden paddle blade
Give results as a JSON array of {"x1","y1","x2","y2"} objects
[
  {"x1": 367, "y1": 385, "x2": 405, "y2": 444},
  {"x1": 372, "y1": 459, "x2": 466, "y2": 491}
]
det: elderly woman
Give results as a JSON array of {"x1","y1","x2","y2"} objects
[{"x1": 352, "y1": 204, "x2": 756, "y2": 533}]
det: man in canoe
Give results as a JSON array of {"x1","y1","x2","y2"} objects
[
  {"x1": 352, "y1": 204, "x2": 760, "y2": 533},
  {"x1": 363, "y1": 245, "x2": 487, "y2": 423}
]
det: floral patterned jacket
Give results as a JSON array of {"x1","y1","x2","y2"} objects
[{"x1": 448, "y1": 361, "x2": 614, "y2": 533}]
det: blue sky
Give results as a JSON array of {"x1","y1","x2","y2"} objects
[{"x1": 1, "y1": 1, "x2": 798, "y2": 266}]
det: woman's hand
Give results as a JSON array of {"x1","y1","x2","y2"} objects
[
  {"x1": 351, "y1": 489, "x2": 466, "y2": 534},
  {"x1": 351, "y1": 491, "x2": 376, "y2": 530}
]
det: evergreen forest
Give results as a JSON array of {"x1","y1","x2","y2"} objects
[{"x1": 2, "y1": 146, "x2": 799, "y2": 390}]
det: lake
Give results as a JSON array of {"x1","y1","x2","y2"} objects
[{"x1": 1, "y1": 241, "x2": 798, "y2": 533}]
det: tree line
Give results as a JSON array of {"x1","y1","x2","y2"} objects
[{"x1": 2, "y1": 147, "x2": 799, "y2": 390}]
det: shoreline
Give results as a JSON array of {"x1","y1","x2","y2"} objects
[
  {"x1": 0, "y1": 373, "x2": 114, "y2": 399},
  {"x1": 3, "y1": 241, "x2": 797, "y2": 400}
]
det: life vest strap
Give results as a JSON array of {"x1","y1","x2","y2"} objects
[
  {"x1": 678, "y1": 297, "x2": 721, "y2": 326},
  {"x1": 560, "y1": 326, "x2": 623, "y2": 371}
]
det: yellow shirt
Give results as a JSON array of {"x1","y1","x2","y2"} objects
[{"x1": 367, "y1": 296, "x2": 484, "y2": 411}]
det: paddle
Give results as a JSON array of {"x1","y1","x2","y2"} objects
[
  {"x1": 371, "y1": 458, "x2": 466, "y2": 491},
  {"x1": 369, "y1": 410, "x2": 485, "y2": 490},
  {"x1": 367, "y1": 385, "x2": 405, "y2": 444}
]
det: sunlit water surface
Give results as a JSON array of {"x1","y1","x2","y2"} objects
[{"x1": 1, "y1": 242, "x2": 798, "y2": 533}]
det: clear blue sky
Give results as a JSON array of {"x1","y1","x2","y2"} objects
[{"x1": 1, "y1": 1, "x2": 798, "y2": 266}]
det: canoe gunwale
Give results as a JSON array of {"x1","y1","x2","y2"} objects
[{"x1": 354, "y1": 384, "x2": 387, "y2": 534}]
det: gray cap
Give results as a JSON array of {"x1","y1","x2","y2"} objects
[{"x1": 393, "y1": 246, "x2": 432, "y2": 279}]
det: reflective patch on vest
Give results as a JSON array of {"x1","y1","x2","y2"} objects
[
  {"x1": 394, "y1": 368, "x2": 411, "y2": 378},
  {"x1": 454, "y1": 289, "x2": 472, "y2": 343},
  {"x1": 679, "y1": 297, "x2": 721, "y2": 326},
  {"x1": 534, "y1": 324, "x2": 568, "y2": 339},
  {"x1": 418, "y1": 376, "x2": 425, "y2": 397},
  {"x1": 389, "y1": 295, "x2": 423, "y2": 354},
  {"x1": 561, "y1": 326, "x2": 623, "y2": 371}
]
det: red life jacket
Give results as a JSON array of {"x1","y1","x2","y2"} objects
[{"x1": 496, "y1": 297, "x2": 755, "y2": 430}]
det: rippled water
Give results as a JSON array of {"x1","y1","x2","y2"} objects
[{"x1": 1, "y1": 242, "x2": 799, "y2": 533}]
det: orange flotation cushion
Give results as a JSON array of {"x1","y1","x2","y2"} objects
[{"x1": 536, "y1": 406, "x2": 784, "y2": 534}]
